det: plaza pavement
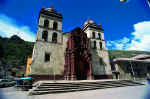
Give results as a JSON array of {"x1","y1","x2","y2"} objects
[{"x1": 0, "y1": 81, "x2": 149, "y2": 99}]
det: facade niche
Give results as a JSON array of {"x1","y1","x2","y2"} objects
[
  {"x1": 42, "y1": 31, "x2": 48, "y2": 41},
  {"x1": 44, "y1": 19, "x2": 49, "y2": 28},
  {"x1": 53, "y1": 21, "x2": 58, "y2": 30},
  {"x1": 92, "y1": 32, "x2": 95, "y2": 39},
  {"x1": 45, "y1": 53, "x2": 50, "y2": 62},
  {"x1": 52, "y1": 32, "x2": 57, "y2": 43}
]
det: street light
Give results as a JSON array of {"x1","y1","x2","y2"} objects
[
  {"x1": 52, "y1": 57, "x2": 56, "y2": 82},
  {"x1": 130, "y1": 60, "x2": 135, "y2": 80}
]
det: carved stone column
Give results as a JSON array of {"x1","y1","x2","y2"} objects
[
  {"x1": 87, "y1": 61, "x2": 93, "y2": 80},
  {"x1": 71, "y1": 53, "x2": 76, "y2": 80}
]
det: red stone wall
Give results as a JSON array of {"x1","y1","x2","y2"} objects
[{"x1": 64, "y1": 27, "x2": 92, "y2": 80}]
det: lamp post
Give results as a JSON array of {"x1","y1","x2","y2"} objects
[
  {"x1": 53, "y1": 57, "x2": 56, "y2": 82},
  {"x1": 130, "y1": 60, "x2": 135, "y2": 80}
]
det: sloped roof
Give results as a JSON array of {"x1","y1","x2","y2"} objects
[
  {"x1": 131, "y1": 54, "x2": 150, "y2": 60},
  {"x1": 113, "y1": 54, "x2": 150, "y2": 64}
]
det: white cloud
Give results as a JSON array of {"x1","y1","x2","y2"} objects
[
  {"x1": 107, "y1": 37, "x2": 130, "y2": 50},
  {"x1": 0, "y1": 14, "x2": 35, "y2": 42},
  {"x1": 107, "y1": 21, "x2": 150, "y2": 51}
]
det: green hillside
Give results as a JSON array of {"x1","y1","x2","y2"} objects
[
  {"x1": 0, "y1": 35, "x2": 34, "y2": 69},
  {"x1": 0, "y1": 35, "x2": 150, "y2": 72},
  {"x1": 108, "y1": 50, "x2": 150, "y2": 59}
]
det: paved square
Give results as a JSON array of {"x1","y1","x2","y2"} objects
[{"x1": 0, "y1": 82, "x2": 149, "y2": 99}]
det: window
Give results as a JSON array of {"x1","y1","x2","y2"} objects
[
  {"x1": 52, "y1": 32, "x2": 57, "y2": 43},
  {"x1": 98, "y1": 33, "x2": 101, "y2": 40},
  {"x1": 44, "y1": 19, "x2": 49, "y2": 28},
  {"x1": 99, "y1": 42, "x2": 102, "y2": 50},
  {"x1": 53, "y1": 21, "x2": 58, "y2": 30},
  {"x1": 94, "y1": 41, "x2": 96, "y2": 49},
  {"x1": 92, "y1": 32, "x2": 95, "y2": 39},
  {"x1": 45, "y1": 53, "x2": 50, "y2": 62},
  {"x1": 42, "y1": 31, "x2": 48, "y2": 41}
]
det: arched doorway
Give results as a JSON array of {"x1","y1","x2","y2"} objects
[{"x1": 75, "y1": 58, "x2": 89, "y2": 80}]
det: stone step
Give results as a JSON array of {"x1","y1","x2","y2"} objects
[
  {"x1": 31, "y1": 86, "x2": 121, "y2": 95},
  {"x1": 38, "y1": 82, "x2": 142, "y2": 89},
  {"x1": 35, "y1": 84, "x2": 137, "y2": 92},
  {"x1": 37, "y1": 82, "x2": 143, "y2": 90},
  {"x1": 39, "y1": 81, "x2": 144, "y2": 88},
  {"x1": 31, "y1": 83, "x2": 143, "y2": 95},
  {"x1": 29, "y1": 80, "x2": 145, "y2": 95},
  {"x1": 41, "y1": 80, "x2": 143, "y2": 85}
]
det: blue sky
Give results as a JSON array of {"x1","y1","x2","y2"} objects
[{"x1": 0, "y1": 0, "x2": 150, "y2": 51}]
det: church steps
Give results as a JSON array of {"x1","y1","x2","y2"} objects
[
  {"x1": 31, "y1": 86, "x2": 119, "y2": 95},
  {"x1": 39, "y1": 80, "x2": 144, "y2": 87},
  {"x1": 36, "y1": 83, "x2": 142, "y2": 91},
  {"x1": 35, "y1": 85, "x2": 132, "y2": 92},
  {"x1": 37, "y1": 82, "x2": 142, "y2": 89},
  {"x1": 29, "y1": 80, "x2": 145, "y2": 95},
  {"x1": 31, "y1": 84, "x2": 142, "y2": 95}
]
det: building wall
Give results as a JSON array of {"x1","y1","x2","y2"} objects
[
  {"x1": 84, "y1": 26, "x2": 112, "y2": 79},
  {"x1": 62, "y1": 33, "x2": 71, "y2": 51},
  {"x1": 30, "y1": 41, "x2": 64, "y2": 75},
  {"x1": 90, "y1": 44, "x2": 112, "y2": 76},
  {"x1": 25, "y1": 57, "x2": 32, "y2": 76},
  {"x1": 117, "y1": 64, "x2": 132, "y2": 80},
  {"x1": 29, "y1": 9, "x2": 64, "y2": 79},
  {"x1": 113, "y1": 63, "x2": 149, "y2": 80}
]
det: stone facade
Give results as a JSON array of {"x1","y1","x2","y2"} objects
[
  {"x1": 30, "y1": 7, "x2": 65, "y2": 80},
  {"x1": 83, "y1": 19, "x2": 112, "y2": 79},
  {"x1": 29, "y1": 7, "x2": 112, "y2": 80},
  {"x1": 64, "y1": 28, "x2": 92, "y2": 80}
]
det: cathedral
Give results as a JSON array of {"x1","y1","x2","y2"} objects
[{"x1": 29, "y1": 7, "x2": 112, "y2": 80}]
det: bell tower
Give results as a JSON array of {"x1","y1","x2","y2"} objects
[
  {"x1": 36, "y1": 7, "x2": 63, "y2": 43},
  {"x1": 83, "y1": 19, "x2": 112, "y2": 79},
  {"x1": 30, "y1": 7, "x2": 65, "y2": 80}
]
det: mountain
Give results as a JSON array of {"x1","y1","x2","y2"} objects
[{"x1": 0, "y1": 35, "x2": 34, "y2": 68}]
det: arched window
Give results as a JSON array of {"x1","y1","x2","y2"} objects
[
  {"x1": 98, "y1": 33, "x2": 101, "y2": 40},
  {"x1": 92, "y1": 32, "x2": 95, "y2": 39},
  {"x1": 52, "y1": 32, "x2": 57, "y2": 43},
  {"x1": 94, "y1": 41, "x2": 96, "y2": 49},
  {"x1": 44, "y1": 19, "x2": 49, "y2": 28},
  {"x1": 99, "y1": 42, "x2": 102, "y2": 50},
  {"x1": 42, "y1": 31, "x2": 48, "y2": 41},
  {"x1": 53, "y1": 21, "x2": 58, "y2": 30}
]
